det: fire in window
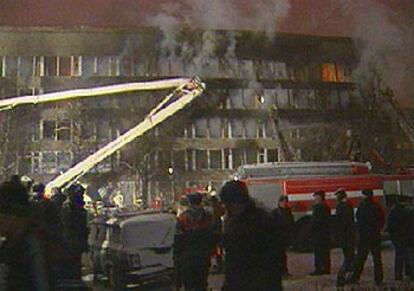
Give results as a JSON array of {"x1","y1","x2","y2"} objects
[{"x1": 321, "y1": 63, "x2": 349, "y2": 82}]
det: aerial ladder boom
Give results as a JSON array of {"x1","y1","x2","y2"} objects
[
  {"x1": 44, "y1": 77, "x2": 205, "y2": 194},
  {"x1": 0, "y1": 78, "x2": 190, "y2": 111}
]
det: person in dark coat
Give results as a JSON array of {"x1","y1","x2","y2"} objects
[
  {"x1": 272, "y1": 195, "x2": 295, "y2": 278},
  {"x1": 310, "y1": 190, "x2": 331, "y2": 276},
  {"x1": 406, "y1": 203, "x2": 414, "y2": 281},
  {"x1": 334, "y1": 188, "x2": 355, "y2": 287},
  {"x1": 349, "y1": 189, "x2": 384, "y2": 285},
  {"x1": 61, "y1": 184, "x2": 89, "y2": 279},
  {"x1": 387, "y1": 197, "x2": 412, "y2": 280},
  {"x1": 0, "y1": 179, "x2": 50, "y2": 291},
  {"x1": 220, "y1": 180, "x2": 283, "y2": 291},
  {"x1": 174, "y1": 192, "x2": 214, "y2": 291}
]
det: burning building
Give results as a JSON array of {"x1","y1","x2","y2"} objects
[{"x1": 0, "y1": 26, "x2": 412, "y2": 205}]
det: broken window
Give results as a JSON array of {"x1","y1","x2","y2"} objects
[{"x1": 44, "y1": 56, "x2": 58, "y2": 76}]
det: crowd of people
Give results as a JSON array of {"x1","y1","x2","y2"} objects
[
  {"x1": 1, "y1": 173, "x2": 414, "y2": 291},
  {"x1": 0, "y1": 175, "x2": 88, "y2": 290},
  {"x1": 175, "y1": 180, "x2": 414, "y2": 291}
]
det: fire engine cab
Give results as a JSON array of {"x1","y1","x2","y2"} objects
[{"x1": 236, "y1": 161, "x2": 414, "y2": 250}]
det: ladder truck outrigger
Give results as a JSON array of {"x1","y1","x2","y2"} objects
[{"x1": 0, "y1": 77, "x2": 206, "y2": 196}]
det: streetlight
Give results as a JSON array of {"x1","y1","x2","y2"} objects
[{"x1": 168, "y1": 166, "x2": 175, "y2": 202}]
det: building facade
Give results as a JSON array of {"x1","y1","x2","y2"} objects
[{"x1": 0, "y1": 27, "x2": 410, "y2": 205}]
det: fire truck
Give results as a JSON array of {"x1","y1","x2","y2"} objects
[{"x1": 236, "y1": 161, "x2": 414, "y2": 250}]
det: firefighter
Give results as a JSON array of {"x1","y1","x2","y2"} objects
[
  {"x1": 219, "y1": 180, "x2": 283, "y2": 291},
  {"x1": 174, "y1": 192, "x2": 215, "y2": 291},
  {"x1": 348, "y1": 189, "x2": 384, "y2": 285},
  {"x1": 310, "y1": 190, "x2": 331, "y2": 276},
  {"x1": 387, "y1": 197, "x2": 412, "y2": 280},
  {"x1": 334, "y1": 188, "x2": 355, "y2": 287},
  {"x1": 272, "y1": 195, "x2": 295, "y2": 278}
]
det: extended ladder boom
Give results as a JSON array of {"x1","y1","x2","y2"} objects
[
  {"x1": 43, "y1": 77, "x2": 205, "y2": 194},
  {"x1": 0, "y1": 78, "x2": 190, "y2": 111}
]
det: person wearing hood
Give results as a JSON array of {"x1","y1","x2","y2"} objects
[
  {"x1": 174, "y1": 192, "x2": 214, "y2": 291},
  {"x1": 220, "y1": 180, "x2": 283, "y2": 291}
]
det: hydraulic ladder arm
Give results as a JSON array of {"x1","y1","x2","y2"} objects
[{"x1": 44, "y1": 77, "x2": 205, "y2": 194}]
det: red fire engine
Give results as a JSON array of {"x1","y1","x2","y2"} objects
[{"x1": 236, "y1": 161, "x2": 414, "y2": 250}]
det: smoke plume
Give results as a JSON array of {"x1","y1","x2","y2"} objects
[{"x1": 344, "y1": 0, "x2": 414, "y2": 107}]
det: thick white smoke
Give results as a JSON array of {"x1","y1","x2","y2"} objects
[{"x1": 343, "y1": 0, "x2": 414, "y2": 107}]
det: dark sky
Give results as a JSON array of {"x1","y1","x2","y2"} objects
[{"x1": 0, "y1": 0, "x2": 412, "y2": 36}]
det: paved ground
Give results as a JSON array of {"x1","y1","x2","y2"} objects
[{"x1": 88, "y1": 242, "x2": 414, "y2": 290}]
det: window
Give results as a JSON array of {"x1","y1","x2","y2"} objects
[
  {"x1": 196, "y1": 150, "x2": 208, "y2": 170},
  {"x1": 321, "y1": 63, "x2": 350, "y2": 82},
  {"x1": 246, "y1": 148, "x2": 257, "y2": 164},
  {"x1": 222, "y1": 149, "x2": 233, "y2": 169},
  {"x1": 208, "y1": 118, "x2": 221, "y2": 138},
  {"x1": 82, "y1": 56, "x2": 96, "y2": 76},
  {"x1": 109, "y1": 57, "x2": 120, "y2": 76},
  {"x1": 268, "y1": 148, "x2": 278, "y2": 162},
  {"x1": 71, "y1": 56, "x2": 82, "y2": 76},
  {"x1": 258, "y1": 149, "x2": 267, "y2": 164},
  {"x1": 230, "y1": 119, "x2": 244, "y2": 138},
  {"x1": 195, "y1": 119, "x2": 208, "y2": 138},
  {"x1": 121, "y1": 56, "x2": 134, "y2": 76},
  {"x1": 245, "y1": 119, "x2": 256, "y2": 138},
  {"x1": 97, "y1": 56, "x2": 110, "y2": 76},
  {"x1": 58, "y1": 57, "x2": 71, "y2": 76},
  {"x1": 229, "y1": 89, "x2": 244, "y2": 109},
  {"x1": 0, "y1": 56, "x2": 4, "y2": 77},
  {"x1": 42, "y1": 120, "x2": 72, "y2": 141},
  {"x1": 19, "y1": 57, "x2": 33, "y2": 77},
  {"x1": 209, "y1": 150, "x2": 221, "y2": 169},
  {"x1": 33, "y1": 56, "x2": 44, "y2": 76},
  {"x1": 232, "y1": 148, "x2": 245, "y2": 168},
  {"x1": 44, "y1": 56, "x2": 58, "y2": 76},
  {"x1": 5, "y1": 57, "x2": 18, "y2": 77},
  {"x1": 186, "y1": 149, "x2": 195, "y2": 171}
]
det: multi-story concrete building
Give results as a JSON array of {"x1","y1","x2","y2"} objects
[{"x1": 0, "y1": 27, "x2": 411, "y2": 205}]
